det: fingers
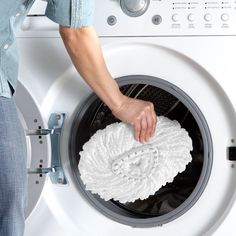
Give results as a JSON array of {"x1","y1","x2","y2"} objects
[
  {"x1": 134, "y1": 118, "x2": 141, "y2": 142},
  {"x1": 140, "y1": 113, "x2": 147, "y2": 143},
  {"x1": 151, "y1": 107, "x2": 157, "y2": 137},
  {"x1": 134, "y1": 102, "x2": 157, "y2": 143},
  {"x1": 146, "y1": 107, "x2": 153, "y2": 141},
  {"x1": 144, "y1": 102, "x2": 157, "y2": 141}
]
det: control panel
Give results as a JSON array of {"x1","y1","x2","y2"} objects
[
  {"x1": 94, "y1": 0, "x2": 236, "y2": 36},
  {"x1": 22, "y1": 0, "x2": 236, "y2": 37}
]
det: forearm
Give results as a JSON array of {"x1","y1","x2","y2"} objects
[{"x1": 59, "y1": 25, "x2": 125, "y2": 111}]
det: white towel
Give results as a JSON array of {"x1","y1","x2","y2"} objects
[{"x1": 78, "y1": 116, "x2": 193, "y2": 203}]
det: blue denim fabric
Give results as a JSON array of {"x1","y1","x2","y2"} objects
[
  {"x1": 0, "y1": 0, "x2": 95, "y2": 98},
  {"x1": 45, "y1": 0, "x2": 95, "y2": 28},
  {"x1": 0, "y1": 92, "x2": 28, "y2": 236}
]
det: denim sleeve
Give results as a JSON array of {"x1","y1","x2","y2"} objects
[{"x1": 45, "y1": 0, "x2": 95, "y2": 28}]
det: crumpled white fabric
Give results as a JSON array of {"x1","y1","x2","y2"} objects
[{"x1": 78, "y1": 116, "x2": 193, "y2": 203}]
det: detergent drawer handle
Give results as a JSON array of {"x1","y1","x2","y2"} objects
[{"x1": 26, "y1": 112, "x2": 69, "y2": 185}]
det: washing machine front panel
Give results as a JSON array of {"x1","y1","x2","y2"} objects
[{"x1": 35, "y1": 39, "x2": 236, "y2": 235}]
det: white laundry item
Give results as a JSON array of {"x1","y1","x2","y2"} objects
[{"x1": 78, "y1": 116, "x2": 193, "y2": 203}]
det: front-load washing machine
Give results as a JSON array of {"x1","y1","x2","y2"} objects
[{"x1": 15, "y1": 0, "x2": 236, "y2": 235}]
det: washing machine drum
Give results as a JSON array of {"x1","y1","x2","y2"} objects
[{"x1": 69, "y1": 75, "x2": 212, "y2": 227}]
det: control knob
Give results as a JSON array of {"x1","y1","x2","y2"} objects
[
  {"x1": 221, "y1": 13, "x2": 229, "y2": 22},
  {"x1": 204, "y1": 13, "x2": 212, "y2": 22},
  {"x1": 120, "y1": 0, "x2": 150, "y2": 17}
]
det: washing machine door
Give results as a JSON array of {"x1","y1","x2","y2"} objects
[
  {"x1": 21, "y1": 37, "x2": 236, "y2": 235},
  {"x1": 14, "y1": 81, "x2": 68, "y2": 219}
]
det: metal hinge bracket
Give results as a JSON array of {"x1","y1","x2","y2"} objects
[{"x1": 27, "y1": 112, "x2": 68, "y2": 185}]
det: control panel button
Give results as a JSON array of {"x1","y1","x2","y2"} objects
[
  {"x1": 172, "y1": 14, "x2": 179, "y2": 22},
  {"x1": 152, "y1": 15, "x2": 162, "y2": 25},
  {"x1": 221, "y1": 13, "x2": 229, "y2": 22},
  {"x1": 187, "y1": 13, "x2": 195, "y2": 22},
  {"x1": 107, "y1": 15, "x2": 117, "y2": 26},
  {"x1": 204, "y1": 13, "x2": 212, "y2": 22}
]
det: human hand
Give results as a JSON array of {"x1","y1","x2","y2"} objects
[{"x1": 111, "y1": 96, "x2": 157, "y2": 143}]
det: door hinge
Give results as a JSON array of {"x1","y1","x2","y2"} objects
[{"x1": 27, "y1": 112, "x2": 68, "y2": 185}]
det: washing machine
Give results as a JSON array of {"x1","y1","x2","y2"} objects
[{"x1": 15, "y1": 0, "x2": 236, "y2": 235}]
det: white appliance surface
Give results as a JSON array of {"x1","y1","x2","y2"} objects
[{"x1": 15, "y1": 0, "x2": 236, "y2": 236}]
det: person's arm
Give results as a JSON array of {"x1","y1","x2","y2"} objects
[{"x1": 59, "y1": 25, "x2": 157, "y2": 143}]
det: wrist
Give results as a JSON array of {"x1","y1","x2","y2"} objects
[{"x1": 109, "y1": 92, "x2": 126, "y2": 113}]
